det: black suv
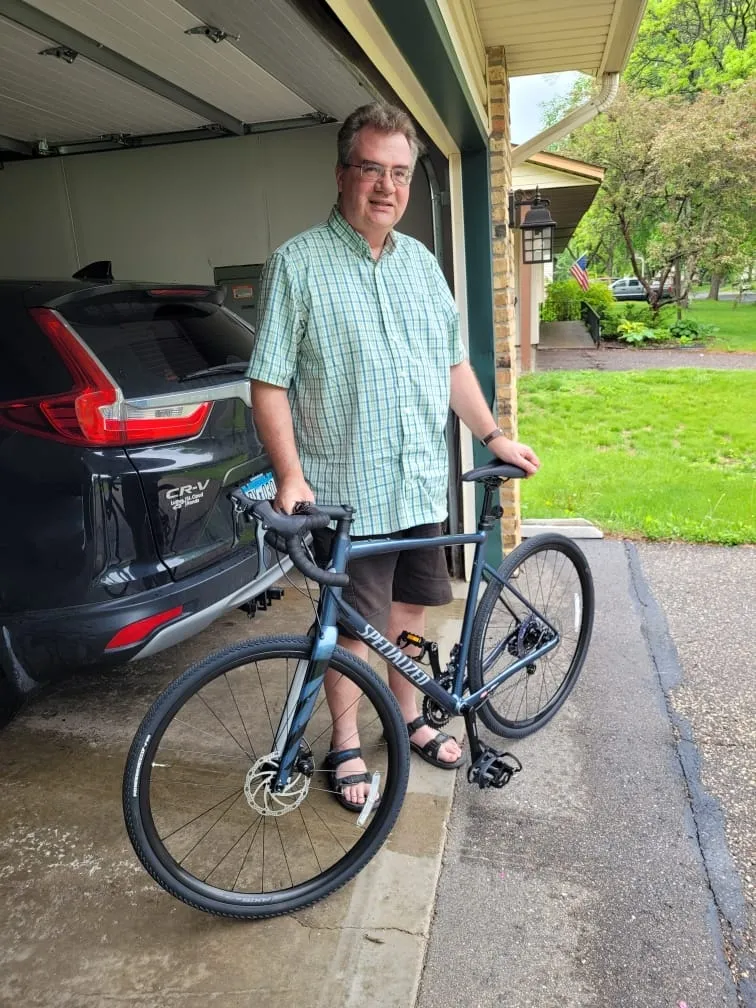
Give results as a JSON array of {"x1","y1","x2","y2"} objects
[{"x1": 0, "y1": 265, "x2": 286, "y2": 725}]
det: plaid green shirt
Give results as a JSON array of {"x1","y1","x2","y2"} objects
[{"x1": 247, "y1": 207, "x2": 465, "y2": 535}]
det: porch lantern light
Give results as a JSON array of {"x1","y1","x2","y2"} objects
[{"x1": 510, "y1": 187, "x2": 557, "y2": 265}]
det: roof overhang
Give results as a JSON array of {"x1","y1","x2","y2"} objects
[
  {"x1": 474, "y1": 0, "x2": 648, "y2": 77},
  {"x1": 513, "y1": 151, "x2": 604, "y2": 254}
]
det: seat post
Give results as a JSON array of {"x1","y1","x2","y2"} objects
[{"x1": 477, "y1": 478, "x2": 504, "y2": 532}]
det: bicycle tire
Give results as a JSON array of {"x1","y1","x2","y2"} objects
[
  {"x1": 468, "y1": 534, "x2": 594, "y2": 738},
  {"x1": 123, "y1": 635, "x2": 409, "y2": 919}
]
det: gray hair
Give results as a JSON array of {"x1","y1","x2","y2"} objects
[{"x1": 337, "y1": 102, "x2": 424, "y2": 169}]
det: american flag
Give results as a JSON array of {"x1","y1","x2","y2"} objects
[{"x1": 570, "y1": 255, "x2": 590, "y2": 291}]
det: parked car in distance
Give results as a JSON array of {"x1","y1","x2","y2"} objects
[
  {"x1": 610, "y1": 276, "x2": 648, "y2": 301},
  {"x1": 0, "y1": 263, "x2": 288, "y2": 726}
]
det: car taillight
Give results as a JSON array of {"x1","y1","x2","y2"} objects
[
  {"x1": 105, "y1": 606, "x2": 184, "y2": 650},
  {"x1": 0, "y1": 308, "x2": 210, "y2": 446}
]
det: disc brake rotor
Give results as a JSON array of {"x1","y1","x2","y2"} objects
[{"x1": 244, "y1": 753, "x2": 310, "y2": 816}]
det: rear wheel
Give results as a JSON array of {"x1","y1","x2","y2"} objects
[
  {"x1": 468, "y1": 535, "x2": 594, "y2": 738},
  {"x1": 123, "y1": 635, "x2": 409, "y2": 919}
]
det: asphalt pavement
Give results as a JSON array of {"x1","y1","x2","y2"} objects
[{"x1": 418, "y1": 538, "x2": 754, "y2": 1008}]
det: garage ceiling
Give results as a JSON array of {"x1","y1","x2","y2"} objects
[{"x1": 0, "y1": 0, "x2": 369, "y2": 158}]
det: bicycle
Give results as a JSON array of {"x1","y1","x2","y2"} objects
[{"x1": 123, "y1": 460, "x2": 594, "y2": 919}]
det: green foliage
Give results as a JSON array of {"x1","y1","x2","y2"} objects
[
  {"x1": 600, "y1": 303, "x2": 628, "y2": 338},
  {"x1": 668, "y1": 317, "x2": 719, "y2": 343},
  {"x1": 626, "y1": 0, "x2": 756, "y2": 95},
  {"x1": 616, "y1": 320, "x2": 660, "y2": 344},
  {"x1": 540, "y1": 279, "x2": 583, "y2": 321},
  {"x1": 580, "y1": 282, "x2": 615, "y2": 318},
  {"x1": 558, "y1": 82, "x2": 756, "y2": 308},
  {"x1": 540, "y1": 279, "x2": 615, "y2": 323},
  {"x1": 542, "y1": 0, "x2": 756, "y2": 295}
]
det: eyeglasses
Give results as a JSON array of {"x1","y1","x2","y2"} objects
[{"x1": 343, "y1": 162, "x2": 413, "y2": 186}]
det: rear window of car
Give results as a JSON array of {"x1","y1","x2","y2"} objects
[
  {"x1": 0, "y1": 295, "x2": 75, "y2": 401},
  {"x1": 59, "y1": 291, "x2": 254, "y2": 397}
]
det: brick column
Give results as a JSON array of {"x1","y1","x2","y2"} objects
[{"x1": 487, "y1": 46, "x2": 520, "y2": 553}]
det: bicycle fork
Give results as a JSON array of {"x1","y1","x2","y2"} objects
[{"x1": 272, "y1": 640, "x2": 333, "y2": 790}]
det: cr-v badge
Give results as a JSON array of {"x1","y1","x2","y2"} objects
[{"x1": 165, "y1": 480, "x2": 210, "y2": 510}]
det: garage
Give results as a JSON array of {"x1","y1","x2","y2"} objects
[
  {"x1": 0, "y1": 0, "x2": 646, "y2": 714},
  {"x1": 0, "y1": 0, "x2": 492, "y2": 722},
  {"x1": 0, "y1": 1, "x2": 446, "y2": 292},
  {"x1": 0, "y1": 0, "x2": 469, "y2": 540}
]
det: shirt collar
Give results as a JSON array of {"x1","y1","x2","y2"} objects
[{"x1": 328, "y1": 206, "x2": 397, "y2": 259}]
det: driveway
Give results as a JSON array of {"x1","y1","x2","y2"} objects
[
  {"x1": 418, "y1": 542, "x2": 755, "y2": 1008},
  {"x1": 536, "y1": 345, "x2": 756, "y2": 372}
]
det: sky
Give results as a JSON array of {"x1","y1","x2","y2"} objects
[{"x1": 509, "y1": 71, "x2": 583, "y2": 144}]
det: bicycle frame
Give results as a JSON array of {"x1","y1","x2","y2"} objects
[{"x1": 273, "y1": 521, "x2": 562, "y2": 787}]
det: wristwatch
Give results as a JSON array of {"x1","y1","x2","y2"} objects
[{"x1": 480, "y1": 427, "x2": 504, "y2": 447}]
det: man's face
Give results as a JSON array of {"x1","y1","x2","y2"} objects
[{"x1": 336, "y1": 126, "x2": 413, "y2": 238}]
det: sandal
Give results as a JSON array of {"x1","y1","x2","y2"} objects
[
  {"x1": 323, "y1": 747, "x2": 381, "y2": 813},
  {"x1": 407, "y1": 716, "x2": 464, "y2": 770}
]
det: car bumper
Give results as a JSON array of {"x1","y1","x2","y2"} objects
[{"x1": 0, "y1": 542, "x2": 291, "y2": 693}]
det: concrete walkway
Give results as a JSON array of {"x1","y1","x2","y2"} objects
[
  {"x1": 0, "y1": 586, "x2": 463, "y2": 1008},
  {"x1": 418, "y1": 539, "x2": 754, "y2": 1008}
]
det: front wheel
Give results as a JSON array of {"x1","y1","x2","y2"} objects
[
  {"x1": 468, "y1": 535, "x2": 594, "y2": 738},
  {"x1": 123, "y1": 636, "x2": 409, "y2": 919}
]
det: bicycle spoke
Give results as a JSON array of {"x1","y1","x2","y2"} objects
[
  {"x1": 470, "y1": 539, "x2": 592, "y2": 738},
  {"x1": 127, "y1": 643, "x2": 407, "y2": 914}
]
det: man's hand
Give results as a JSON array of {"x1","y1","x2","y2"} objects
[
  {"x1": 489, "y1": 436, "x2": 541, "y2": 476},
  {"x1": 275, "y1": 476, "x2": 315, "y2": 514}
]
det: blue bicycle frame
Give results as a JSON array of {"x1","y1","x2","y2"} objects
[{"x1": 273, "y1": 519, "x2": 561, "y2": 787}]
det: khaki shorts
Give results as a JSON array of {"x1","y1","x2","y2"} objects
[{"x1": 311, "y1": 522, "x2": 452, "y2": 640}]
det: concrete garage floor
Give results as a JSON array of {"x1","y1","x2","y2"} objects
[{"x1": 0, "y1": 580, "x2": 464, "y2": 1008}]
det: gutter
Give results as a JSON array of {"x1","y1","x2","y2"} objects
[{"x1": 510, "y1": 72, "x2": 620, "y2": 167}]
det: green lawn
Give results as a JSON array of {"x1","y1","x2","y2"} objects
[
  {"x1": 518, "y1": 369, "x2": 756, "y2": 545},
  {"x1": 684, "y1": 298, "x2": 756, "y2": 351}
]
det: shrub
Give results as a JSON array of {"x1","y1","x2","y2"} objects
[
  {"x1": 616, "y1": 319, "x2": 660, "y2": 344},
  {"x1": 601, "y1": 302, "x2": 677, "y2": 340},
  {"x1": 621, "y1": 302, "x2": 657, "y2": 327},
  {"x1": 540, "y1": 279, "x2": 583, "y2": 321},
  {"x1": 540, "y1": 279, "x2": 615, "y2": 323},
  {"x1": 668, "y1": 318, "x2": 719, "y2": 344},
  {"x1": 600, "y1": 303, "x2": 626, "y2": 338},
  {"x1": 581, "y1": 282, "x2": 615, "y2": 319}
]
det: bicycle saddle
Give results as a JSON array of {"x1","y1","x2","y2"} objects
[{"x1": 461, "y1": 462, "x2": 527, "y2": 482}]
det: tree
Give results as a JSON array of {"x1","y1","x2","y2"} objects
[
  {"x1": 560, "y1": 82, "x2": 756, "y2": 313},
  {"x1": 625, "y1": 0, "x2": 756, "y2": 95},
  {"x1": 539, "y1": 0, "x2": 756, "y2": 303}
]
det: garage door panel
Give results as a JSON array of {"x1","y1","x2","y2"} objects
[
  {"x1": 0, "y1": 16, "x2": 208, "y2": 141},
  {"x1": 183, "y1": 0, "x2": 369, "y2": 120},
  {"x1": 22, "y1": 0, "x2": 315, "y2": 122}
]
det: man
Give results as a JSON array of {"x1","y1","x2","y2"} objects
[{"x1": 248, "y1": 102, "x2": 539, "y2": 810}]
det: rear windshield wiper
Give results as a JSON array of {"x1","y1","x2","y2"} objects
[{"x1": 179, "y1": 363, "x2": 248, "y2": 382}]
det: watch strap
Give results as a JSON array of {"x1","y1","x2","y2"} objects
[{"x1": 481, "y1": 427, "x2": 504, "y2": 447}]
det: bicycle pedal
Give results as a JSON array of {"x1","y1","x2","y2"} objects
[
  {"x1": 397, "y1": 630, "x2": 426, "y2": 650},
  {"x1": 467, "y1": 747, "x2": 523, "y2": 790}
]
